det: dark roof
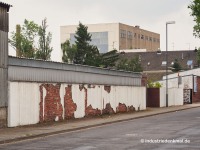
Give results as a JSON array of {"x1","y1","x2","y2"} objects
[
  {"x1": 120, "y1": 50, "x2": 197, "y2": 71},
  {"x1": 0, "y1": 1, "x2": 12, "y2": 12}
]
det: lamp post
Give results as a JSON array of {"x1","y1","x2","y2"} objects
[{"x1": 166, "y1": 21, "x2": 175, "y2": 107}]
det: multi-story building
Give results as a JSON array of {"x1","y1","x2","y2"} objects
[{"x1": 60, "y1": 23, "x2": 160, "y2": 53}]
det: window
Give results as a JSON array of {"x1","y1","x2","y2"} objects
[
  {"x1": 127, "y1": 31, "x2": 132, "y2": 39},
  {"x1": 141, "y1": 35, "x2": 144, "y2": 40},
  {"x1": 161, "y1": 61, "x2": 167, "y2": 66},
  {"x1": 120, "y1": 29, "x2": 126, "y2": 38},
  {"x1": 134, "y1": 33, "x2": 137, "y2": 38},
  {"x1": 145, "y1": 36, "x2": 148, "y2": 40},
  {"x1": 149, "y1": 37, "x2": 152, "y2": 41},
  {"x1": 153, "y1": 38, "x2": 156, "y2": 42}
]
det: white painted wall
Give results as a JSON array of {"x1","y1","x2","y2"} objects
[
  {"x1": 159, "y1": 87, "x2": 183, "y2": 107},
  {"x1": 8, "y1": 82, "x2": 40, "y2": 127},
  {"x1": 161, "y1": 68, "x2": 200, "y2": 89},
  {"x1": 8, "y1": 82, "x2": 146, "y2": 127}
]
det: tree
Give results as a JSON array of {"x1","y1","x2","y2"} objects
[
  {"x1": 116, "y1": 56, "x2": 143, "y2": 72},
  {"x1": 188, "y1": 0, "x2": 200, "y2": 38},
  {"x1": 35, "y1": 18, "x2": 53, "y2": 60},
  {"x1": 9, "y1": 19, "x2": 39, "y2": 58},
  {"x1": 100, "y1": 50, "x2": 119, "y2": 68},
  {"x1": 74, "y1": 22, "x2": 93, "y2": 64},
  {"x1": 61, "y1": 40, "x2": 77, "y2": 63},
  {"x1": 172, "y1": 59, "x2": 182, "y2": 72}
]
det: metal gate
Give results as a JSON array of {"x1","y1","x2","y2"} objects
[{"x1": 183, "y1": 89, "x2": 192, "y2": 104}]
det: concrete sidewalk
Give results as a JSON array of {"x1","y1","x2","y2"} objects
[{"x1": 0, "y1": 103, "x2": 200, "y2": 145}]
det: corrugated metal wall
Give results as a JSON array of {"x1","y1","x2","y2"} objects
[
  {"x1": 0, "y1": 5, "x2": 8, "y2": 107},
  {"x1": 8, "y1": 82, "x2": 146, "y2": 127},
  {"x1": 159, "y1": 87, "x2": 183, "y2": 107},
  {"x1": 8, "y1": 57, "x2": 142, "y2": 86}
]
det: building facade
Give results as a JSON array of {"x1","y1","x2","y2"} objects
[
  {"x1": 0, "y1": 1, "x2": 11, "y2": 127},
  {"x1": 60, "y1": 23, "x2": 160, "y2": 53}
]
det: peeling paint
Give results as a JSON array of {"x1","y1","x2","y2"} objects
[
  {"x1": 85, "y1": 105, "x2": 101, "y2": 117},
  {"x1": 104, "y1": 85, "x2": 111, "y2": 93},
  {"x1": 116, "y1": 103, "x2": 127, "y2": 113},
  {"x1": 102, "y1": 103, "x2": 115, "y2": 115}
]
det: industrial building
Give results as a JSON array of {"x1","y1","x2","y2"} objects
[{"x1": 60, "y1": 23, "x2": 160, "y2": 53}]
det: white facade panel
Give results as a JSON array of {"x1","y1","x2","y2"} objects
[{"x1": 159, "y1": 87, "x2": 183, "y2": 107}]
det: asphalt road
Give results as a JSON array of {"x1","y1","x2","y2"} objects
[{"x1": 1, "y1": 108, "x2": 200, "y2": 150}]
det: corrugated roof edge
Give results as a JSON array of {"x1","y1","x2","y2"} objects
[
  {"x1": 0, "y1": 1, "x2": 12, "y2": 12},
  {"x1": 8, "y1": 56, "x2": 142, "y2": 76}
]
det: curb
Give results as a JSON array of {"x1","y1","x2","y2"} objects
[{"x1": 0, "y1": 105, "x2": 199, "y2": 145}]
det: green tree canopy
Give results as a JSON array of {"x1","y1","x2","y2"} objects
[
  {"x1": 188, "y1": 0, "x2": 200, "y2": 38},
  {"x1": 61, "y1": 40, "x2": 77, "y2": 63},
  {"x1": 100, "y1": 50, "x2": 119, "y2": 68},
  {"x1": 9, "y1": 19, "x2": 39, "y2": 58},
  {"x1": 172, "y1": 59, "x2": 182, "y2": 72},
  {"x1": 116, "y1": 56, "x2": 143, "y2": 72},
  {"x1": 35, "y1": 18, "x2": 53, "y2": 60},
  {"x1": 74, "y1": 22, "x2": 92, "y2": 64}
]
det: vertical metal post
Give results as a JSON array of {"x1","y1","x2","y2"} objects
[
  {"x1": 166, "y1": 23, "x2": 168, "y2": 107},
  {"x1": 165, "y1": 21, "x2": 175, "y2": 107}
]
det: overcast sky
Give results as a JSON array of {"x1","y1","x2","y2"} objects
[{"x1": 3, "y1": 0, "x2": 200, "y2": 61}]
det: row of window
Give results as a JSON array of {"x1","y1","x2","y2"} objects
[{"x1": 120, "y1": 29, "x2": 160, "y2": 43}]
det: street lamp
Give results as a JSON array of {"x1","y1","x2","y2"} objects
[{"x1": 166, "y1": 21, "x2": 175, "y2": 107}]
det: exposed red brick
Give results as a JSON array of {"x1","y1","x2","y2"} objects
[
  {"x1": 39, "y1": 84, "x2": 63, "y2": 122},
  {"x1": 192, "y1": 77, "x2": 200, "y2": 103},
  {"x1": 116, "y1": 103, "x2": 127, "y2": 113},
  {"x1": 102, "y1": 103, "x2": 115, "y2": 115},
  {"x1": 141, "y1": 75, "x2": 148, "y2": 86},
  {"x1": 85, "y1": 105, "x2": 101, "y2": 117},
  {"x1": 128, "y1": 105, "x2": 135, "y2": 112},
  {"x1": 64, "y1": 85, "x2": 77, "y2": 119},
  {"x1": 104, "y1": 85, "x2": 111, "y2": 93}
]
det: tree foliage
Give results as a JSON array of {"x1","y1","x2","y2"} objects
[
  {"x1": 172, "y1": 59, "x2": 182, "y2": 72},
  {"x1": 100, "y1": 50, "x2": 119, "y2": 68},
  {"x1": 9, "y1": 18, "x2": 53, "y2": 60},
  {"x1": 116, "y1": 56, "x2": 143, "y2": 72},
  {"x1": 9, "y1": 19, "x2": 39, "y2": 58},
  {"x1": 61, "y1": 40, "x2": 77, "y2": 63},
  {"x1": 188, "y1": 0, "x2": 200, "y2": 38},
  {"x1": 35, "y1": 18, "x2": 53, "y2": 60},
  {"x1": 73, "y1": 22, "x2": 92, "y2": 64},
  {"x1": 197, "y1": 47, "x2": 200, "y2": 66},
  {"x1": 147, "y1": 80, "x2": 162, "y2": 88}
]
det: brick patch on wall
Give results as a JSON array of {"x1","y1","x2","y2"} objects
[
  {"x1": 193, "y1": 77, "x2": 200, "y2": 103},
  {"x1": 102, "y1": 103, "x2": 115, "y2": 115},
  {"x1": 116, "y1": 103, "x2": 127, "y2": 113},
  {"x1": 39, "y1": 84, "x2": 63, "y2": 122},
  {"x1": 85, "y1": 105, "x2": 101, "y2": 117},
  {"x1": 104, "y1": 85, "x2": 111, "y2": 93},
  {"x1": 64, "y1": 85, "x2": 77, "y2": 119},
  {"x1": 128, "y1": 105, "x2": 135, "y2": 112}
]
